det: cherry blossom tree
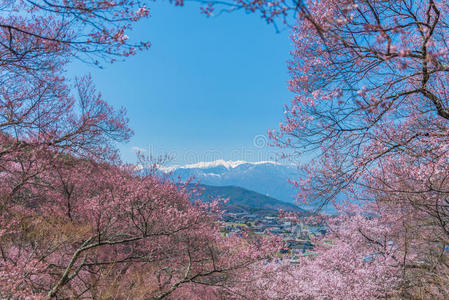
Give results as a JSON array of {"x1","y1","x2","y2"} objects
[
  {"x1": 0, "y1": 1, "x2": 281, "y2": 298},
  {"x1": 0, "y1": 0, "x2": 151, "y2": 70},
  {"x1": 0, "y1": 158, "x2": 278, "y2": 298},
  {"x1": 234, "y1": 201, "x2": 449, "y2": 299},
  {"x1": 258, "y1": 0, "x2": 449, "y2": 297},
  {"x1": 0, "y1": 74, "x2": 278, "y2": 297},
  {"x1": 198, "y1": 0, "x2": 449, "y2": 297},
  {"x1": 268, "y1": 0, "x2": 449, "y2": 206}
]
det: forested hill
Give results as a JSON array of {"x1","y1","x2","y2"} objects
[{"x1": 194, "y1": 184, "x2": 307, "y2": 216}]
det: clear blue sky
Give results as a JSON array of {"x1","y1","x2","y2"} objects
[{"x1": 70, "y1": 2, "x2": 293, "y2": 165}]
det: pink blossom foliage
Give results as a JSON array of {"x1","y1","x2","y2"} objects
[{"x1": 0, "y1": 158, "x2": 278, "y2": 298}]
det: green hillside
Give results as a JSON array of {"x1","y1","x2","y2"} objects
[{"x1": 195, "y1": 185, "x2": 306, "y2": 215}]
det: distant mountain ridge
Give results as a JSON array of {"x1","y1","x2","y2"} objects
[
  {"x1": 161, "y1": 159, "x2": 281, "y2": 172},
  {"x1": 164, "y1": 160, "x2": 300, "y2": 204},
  {"x1": 195, "y1": 184, "x2": 307, "y2": 216}
]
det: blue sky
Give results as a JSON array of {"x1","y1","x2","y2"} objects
[{"x1": 70, "y1": 2, "x2": 293, "y2": 165}]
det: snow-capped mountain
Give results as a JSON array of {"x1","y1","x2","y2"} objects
[{"x1": 162, "y1": 160, "x2": 300, "y2": 203}]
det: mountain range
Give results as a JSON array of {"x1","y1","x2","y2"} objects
[{"x1": 163, "y1": 160, "x2": 299, "y2": 203}]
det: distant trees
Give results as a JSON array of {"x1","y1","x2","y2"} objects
[{"x1": 0, "y1": 1, "x2": 279, "y2": 298}]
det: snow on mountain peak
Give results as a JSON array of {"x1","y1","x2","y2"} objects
[{"x1": 161, "y1": 159, "x2": 279, "y2": 172}]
